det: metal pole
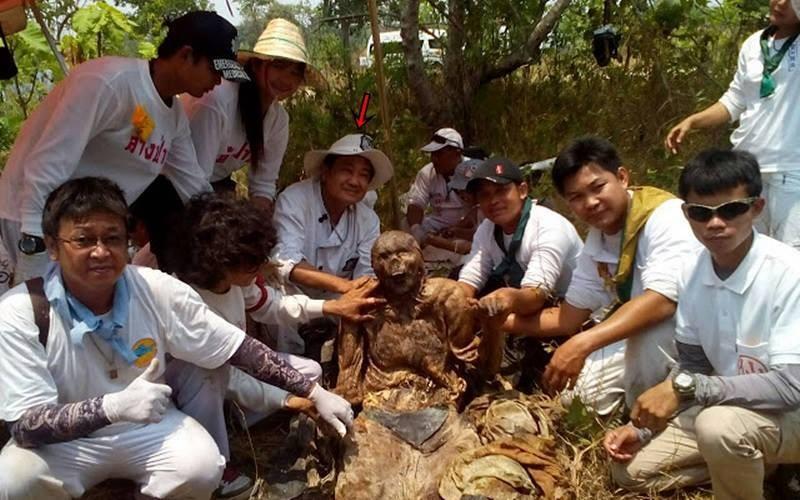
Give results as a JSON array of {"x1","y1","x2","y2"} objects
[
  {"x1": 28, "y1": 0, "x2": 69, "y2": 77},
  {"x1": 367, "y1": 0, "x2": 401, "y2": 229}
]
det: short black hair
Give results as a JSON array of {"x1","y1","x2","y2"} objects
[
  {"x1": 678, "y1": 149, "x2": 762, "y2": 199},
  {"x1": 42, "y1": 177, "x2": 129, "y2": 240},
  {"x1": 172, "y1": 193, "x2": 277, "y2": 290},
  {"x1": 552, "y1": 136, "x2": 622, "y2": 195}
]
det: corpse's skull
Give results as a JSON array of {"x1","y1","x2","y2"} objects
[{"x1": 372, "y1": 231, "x2": 425, "y2": 298}]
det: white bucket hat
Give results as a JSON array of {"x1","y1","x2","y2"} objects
[
  {"x1": 304, "y1": 134, "x2": 394, "y2": 191},
  {"x1": 237, "y1": 18, "x2": 325, "y2": 89},
  {"x1": 421, "y1": 127, "x2": 464, "y2": 152}
]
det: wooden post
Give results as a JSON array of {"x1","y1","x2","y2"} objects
[
  {"x1": 28, "y1": 0, "x2": 69, "y2": 77},
  {"x1": 367, "y1": 0, "x2": 401, "y2": 229}
]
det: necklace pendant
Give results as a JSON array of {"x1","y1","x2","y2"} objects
[{"x1": 109, "y1": 368, "x2": 118, "y2": 380}]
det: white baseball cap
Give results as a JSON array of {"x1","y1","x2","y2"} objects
[
  {"x1": 420, "y1": 127, "x2": 464, "y2": 152},
  {"x1": 304, "y1": 134, "x2": 394, "y2": 190}
]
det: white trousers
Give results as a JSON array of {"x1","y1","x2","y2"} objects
[
  {"x1": 0, "y1": 408, "x2": 224, "y2": 500},
  {"x1": 165, "y1": 354, "x2": 322, "y2": 460},
  {"x1": 560, "y1": 339, "x2": 627, "y2": 415},
  {"x1": 758, "y1": 171, "x2": 800, "y2": 249}
]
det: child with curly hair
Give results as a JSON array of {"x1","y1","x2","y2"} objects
[{"x1": 166, "y1": 193, "x2": 382, "y2": 498}]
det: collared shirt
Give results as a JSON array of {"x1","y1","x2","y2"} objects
[
  {"x1": 676, "y1": 232, "x2": 800, "y2": 376},
  {"x1": 272, "y1": 179, "x2": 380, "y2": 298},
  {"x1": 0, "y1": 265, "x2": 245, "y2": 423},
  {"x1": 406, "y1": 162, "x2": 467, "y2": 233},
  {"x1": 720, "y1": 30, "x2": 800, "y2": 172},
  {"x1": 565, "y1": 198, "x2": 702, "y2": 405},
  {"x1": 458, "y1": 203, "x2": 583, "y2": 296}
]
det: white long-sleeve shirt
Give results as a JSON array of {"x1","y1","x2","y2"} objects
[
  {"x1": 0, "y1": 57, "x2": 209, "y2": 236},
  {"x1": 176, "y1": 80, "x2": 289, "y2": 200},
  {"x1": 720, "y1": 30, "x2": 800, "y2": 172},
  {"x1": 272, "y1": 179, "x2": 380, "y2": 297}
]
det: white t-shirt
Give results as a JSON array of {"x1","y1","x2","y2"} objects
[
  {"x1": 272, "y1": 179, "x2": 380, "y2": 297},
  {"x1": 720, "y1": 30, "x2": 800, "y2": 172},
  {"x1": 177, "y1": 80, "x2": 290, "y2": 200},
  {"x1": 458, "y1": 203, "x2": 583, "y2": 296},
  {"x1": 565, "y1": 198, "x2": 702, "y2": 404},
  {"x1": 406, "y1": 162, "x2": 467, "y2": 233},
  {"x1": 0, "y1": 57, "x2": 209, "y2": 236},
  {"x1": 194, "y1": 280, "x2": 325, "y2": 332},
  {"x1": 0, "y1": 265, "x2": 245, "y2": 422},
  {"x1": 675, "y1": 232, "x2": 800, "y2": 375}
]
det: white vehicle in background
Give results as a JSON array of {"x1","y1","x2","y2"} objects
[{"x1": 359, "y1": 29, "x2": 445, "y2": 68}]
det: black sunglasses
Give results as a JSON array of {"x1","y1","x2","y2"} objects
[
  {"x1": 360, "y1": 134, "x2": 374, "y2": 151},
  {"x1": 682, "y1": 197, "x2": 759, "y2": 222}
]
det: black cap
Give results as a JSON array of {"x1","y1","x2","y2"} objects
[
  {"x1": 162, "y1": 11, "x2": 249, "y2": 83},
  {"x1": 466, "y1": 156, "x2": 524, "y2": 191}
]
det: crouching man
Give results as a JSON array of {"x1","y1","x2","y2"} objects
[
  {"x1": 0, "y1": 177, "x2": 352, "y2": 499},
  {"x1": 604, "y1": 150, "x2": 800, "y2": 499}
]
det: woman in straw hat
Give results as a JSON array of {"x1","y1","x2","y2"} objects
[{"x1": 168, "y1": 18, "x2": 323, "y2": 213}]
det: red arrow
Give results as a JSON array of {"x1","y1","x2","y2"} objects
[{"x1": 352, "y1": 93, "x2": 373, "y2": 129}]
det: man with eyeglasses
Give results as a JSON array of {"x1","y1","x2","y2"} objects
[
  {"x1": 271, "y1": 134, "x2": 393, "y2": 356},
  {"x1": 604, "y1": 149, "x2": 800, "y2": 499},
  {"x1": 406, "y1": 128, "x2": 468, "y2": 245},
  {"x1": 503, "y1": 136, "x2": 701, "y2": 415},
  {"x1": 0, "y1": 177, "x2": 352, "y2": 499},
  {"x1": 664, "y1": 0, "x2": 800, "y2": 250}
]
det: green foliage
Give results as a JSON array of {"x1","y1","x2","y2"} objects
[{"x1": 63, "y1": 2, "x2": 138, "y2": 60}]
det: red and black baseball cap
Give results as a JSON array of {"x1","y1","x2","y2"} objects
[
  {"x1": 466, "y1": 156, "x2": 524, "y2": 192},
  {"x1": 161, "y1": 11, "x2": 250, "y2": 83}
]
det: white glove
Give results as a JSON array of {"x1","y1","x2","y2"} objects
[
  {"x1": 102, "y1": 359, "x2": 172, "y2": 424},
  {"x1": 307, "y1": 384, "x2": 353, "y2": 437},
  {"x1": 409, "y1": 224, "x2": 428, "y2": 246}
]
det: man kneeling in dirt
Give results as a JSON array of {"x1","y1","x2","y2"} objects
[
  {"x1": 0, "y1": 177, "x2": 352, "y2": 499},
  {"x1": 335, "y1": 230, "x2": 481, "y2": 498}
]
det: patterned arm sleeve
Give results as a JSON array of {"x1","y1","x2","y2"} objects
[
  {"x1": 8, "y1": 397, "x2": 110, "y2": 449},
  {"x1": 228, "y1": 336, "x2": 315, "y2": 397}
]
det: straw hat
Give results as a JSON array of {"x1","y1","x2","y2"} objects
[{"x1": 237, "y1": 18, "x2": 325, "y2": 89}]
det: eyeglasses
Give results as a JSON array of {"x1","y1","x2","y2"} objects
[
  {"x1": 682, "y1": 197, "x2": 759, "y2": 222},
  {"x1": 57, "y1": 234, "x2": 128, "y2": 250},
  {"x1": 360, "y1": 134, "x2": 374, "y2": 151}
]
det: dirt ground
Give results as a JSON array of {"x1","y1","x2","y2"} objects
[{"x1": 83, "y1": 399, "x2": 719, "y2": 500}]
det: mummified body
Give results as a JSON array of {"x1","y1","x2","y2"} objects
[{"x1": 335, "y1": 231, "x2": 481, "y2": 498}]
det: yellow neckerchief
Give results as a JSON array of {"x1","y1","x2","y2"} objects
[{"x1": 597, "y1": 186, "x2": 675, "y2": 304}]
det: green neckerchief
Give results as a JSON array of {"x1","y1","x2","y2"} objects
[
  {"x1": 597, "y1": 186, "x2": 675, "y2": 306},
  {"x1": 760, "y1": 25, "x2": 800, "y2": 99},
  {"x1": 488, "y1": 197, "x2": 533, "y2": 288}
]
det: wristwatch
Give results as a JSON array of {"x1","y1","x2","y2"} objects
[
  {"x1": 18, "y1": 234, "x2": 46, "y2": 255},
  {"x1": 672, "y1": 371, "x2": 696, "y2": 401}
]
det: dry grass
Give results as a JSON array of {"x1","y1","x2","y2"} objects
[{"x1": 84, "y1": 395, "x2": 715, "y2": 500}]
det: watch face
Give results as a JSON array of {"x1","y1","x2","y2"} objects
[{"x1": 675, "y1": 372, "x2": 693, "y2": 389}]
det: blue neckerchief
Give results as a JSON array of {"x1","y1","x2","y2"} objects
[{"x1": 43, "y1": 264, "x2": 138, "y2": 364}]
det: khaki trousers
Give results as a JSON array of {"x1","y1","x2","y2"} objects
[{"x1": 611, "y1": 405, "x2": 800, "y2": 500}]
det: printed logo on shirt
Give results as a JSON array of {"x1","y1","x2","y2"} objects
[
  {"x1": 790, "y1": 42, "x2": 797, "y2": 73},
  {"x1": 216, "y1": 142, "x2": 251, "y2": 164},
  {"x1": 132, "y1": 337, "x2": 158, "y2": 368},
  {"x1": 124, "y1": 134, "x2": 169, "y2": 165},
  {"x1": 737, "y1": 354, "x2": 768, "y2": 375}
]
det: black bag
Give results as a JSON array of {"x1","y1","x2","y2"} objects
[
  {"x1": 0, "y1": 26, "x2": 18, "y2": 80},
  {"x1": 592, "y1": 25, "x2": 621, "y2": 67}
]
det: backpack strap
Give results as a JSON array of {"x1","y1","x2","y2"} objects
[{"x1": 25, "y1": 277, "x2": 50, "y2": 348}]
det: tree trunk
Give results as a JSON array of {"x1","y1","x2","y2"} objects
[{"x1": 400, "y1": 0, "x2": 441, "y2": 125}]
